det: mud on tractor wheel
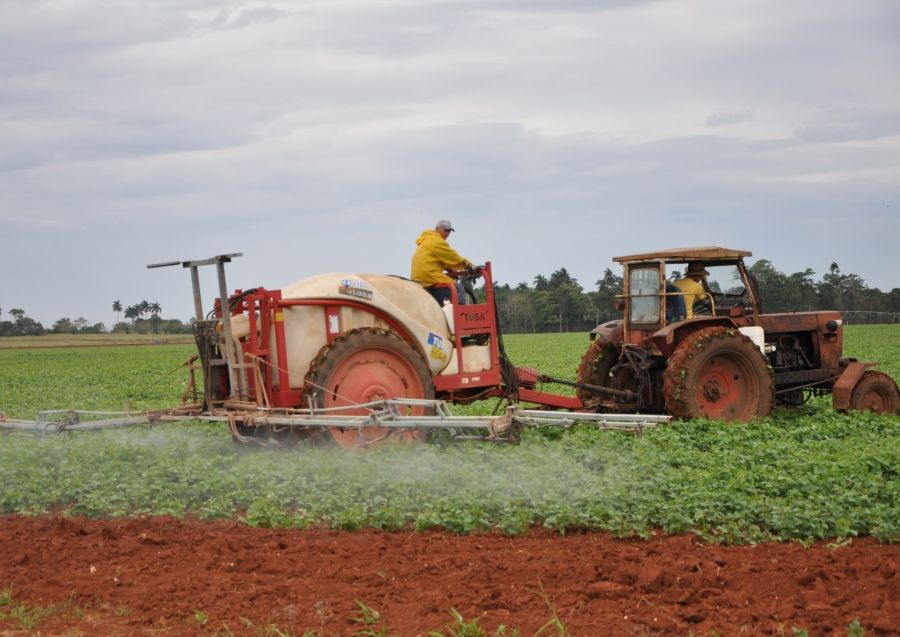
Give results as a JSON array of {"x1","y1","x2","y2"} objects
[
  {"x1": 304, "y1": 327, "x2": 435, "y2": 449},
  {"x1": 662, "y1": 326, "x2": 774, "y2": 422},
  {"x1": 849, "y1": 370, "x2": 900, "y2": 414},
  {"x1": 575, "y1": 337, "x2": 640, "y2": 411}
]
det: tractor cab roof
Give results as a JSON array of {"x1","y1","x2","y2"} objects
[{"x1": 613, "y1": 246, "x2": 752, "y2": 265}]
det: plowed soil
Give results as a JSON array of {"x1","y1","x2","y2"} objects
[{"x1": 1, "y1": 516, "x2": 897, "y2": 636}]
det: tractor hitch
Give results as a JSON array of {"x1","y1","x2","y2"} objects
[{"x1": 537, "y1": 375, "x2": 639, "y2": 403}]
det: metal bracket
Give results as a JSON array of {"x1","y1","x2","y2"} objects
[{"x1": 147, "y1": 253, "x2": 246, "y2": 400}]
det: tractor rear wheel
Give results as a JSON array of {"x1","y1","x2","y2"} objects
[
  {"x1": 849, "y1": 371, "x2": 900, "y2": 414},
  {"x1": 662, "y1": 326, "x2": 774, "y2": 422},
  {"x1": 304, "y1": 328, "x2": 435, "y2": 448},
  {"x1": 575, "y1": 337, "x2": 622, "y2": 409}
]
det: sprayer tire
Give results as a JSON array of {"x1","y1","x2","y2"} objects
[
  {"x1": 304, "y1": 327, "x2": 435, "y2": 448},
  {"x1": 662, "y1": 326, "x2": 774, "y2": 422}
]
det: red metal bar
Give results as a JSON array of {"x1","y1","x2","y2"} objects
[
  {"x1": 516, "y1": 388, "x2": 583, "y2": 410},
  {"x1": 433, "y1": 368, "x2": 502, "y2": 392}
]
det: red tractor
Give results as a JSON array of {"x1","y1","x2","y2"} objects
[{"x1": 576, "y1": 247, "x2": 899, "y2": 420}]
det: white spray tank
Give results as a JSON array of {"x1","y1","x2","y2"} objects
[{"x1": 442, "y1": 300, "x2": 455, "y2": 335}]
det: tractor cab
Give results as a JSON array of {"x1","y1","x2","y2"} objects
[{"x1": 612, "y1": 247, "x2": 759, "y2": 347}]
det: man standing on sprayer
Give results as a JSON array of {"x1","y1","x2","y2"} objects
[{"x1": 411, "y1": 219, "x2": 473, "y2": 306}]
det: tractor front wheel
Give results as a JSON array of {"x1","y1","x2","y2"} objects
[
  {"x1": 304, "y1": 328, "x2": 435, "y2": 448},
  {"x1": 662, "y1": 326, "x2": 774, "y2": 422},
  {"x1": 849, "y1": 371, "x2": 900, "y2": 414}
]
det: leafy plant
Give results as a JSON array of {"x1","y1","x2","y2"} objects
[
  {"x1": 428, "y1": 608, "x2": 487, "y2": 637},
  {"x1": 0, "y1": 328, "x2": 898, "y2": 543},
  {"x1": 0, "y1": 586, "x2": 58, "y2": 630}
]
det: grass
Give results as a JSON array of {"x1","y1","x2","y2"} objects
[
  {"x1": 0, "y1": 586, "x2": 60, "y2": 631},
  {"x1": 0, "y1": 333, "x2": 194, "y2": 349}
]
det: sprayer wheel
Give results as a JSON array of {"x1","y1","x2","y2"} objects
[
  {"x1": 848, "y1": 370, "x2": 900, "y2": 414},
  {"x1": 304, "y1": 328, "x2": 435, "y2": 449},
  {"x1": 662, "y1": 326, "x2": 774, "y2": 422}
]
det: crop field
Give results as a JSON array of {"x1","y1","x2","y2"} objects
[{"x1": 0, "y1": 326, "x2": 898, "y2": 636}]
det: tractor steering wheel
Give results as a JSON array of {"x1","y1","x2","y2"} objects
[{"x1": 693, "y1": 297, "x2": 713, "y2": 316}]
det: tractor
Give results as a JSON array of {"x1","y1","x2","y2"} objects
[{"x1": 576, "y1": 247, "x2": 900, "y2": 420}]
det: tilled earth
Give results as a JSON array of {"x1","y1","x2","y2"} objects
[{"x1": 0, "y1": 516, "x2": 897, "y2": 636}]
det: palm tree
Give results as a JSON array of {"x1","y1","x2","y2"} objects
[
  {"x1": 124, "y1": 305, "x2": 140, "y2": 324},
  {"x1": 112, "y1": 300, "x2": 122, "y2": 328},
  {"x1": 148, "y1": 302, "x2": 161, "y2": 316}
]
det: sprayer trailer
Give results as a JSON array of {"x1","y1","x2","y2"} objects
[{"x1": 140, "y1": 254, "x2": 668, "y2": 447}]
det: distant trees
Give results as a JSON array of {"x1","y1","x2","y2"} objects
[
  {"x1": 0, "y1": 302, "x2": 191, "y2": 337},
  {"x1": 51, "y1": 317, "x2": 106, "y2": 334},
  {"x1": 112, "y1": 300, "x2": 190, "y2": 334},
  {"x1": 0, "y1": 308, "x2": 45, "y2": 336},
  {"x1": 747, "y1": 260, "x2": 899, "y2": 316},
  {"x1": 123, "y1": 300, "x2": 157, "y2": 324},
  {"x1": 494, "y1": 268, "x2": 594, "y2": 333}
]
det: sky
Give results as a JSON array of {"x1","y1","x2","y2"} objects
[{"x1": 2, "y1": 0, "x2": 899, "y2": 327}]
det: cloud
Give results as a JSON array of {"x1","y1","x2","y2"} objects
[
  {"x1": 1, "y1": 0, "x2": 899, "y2": 325},
  {"x1": 794, "y1": 110, "x2": 900, "y2": 144},
  {"x1": 706, "y1": 111, "x2": 753, "y2": 127},
  {"x1": 208, "y1": 6, "x2": 289, "y2": 31}
]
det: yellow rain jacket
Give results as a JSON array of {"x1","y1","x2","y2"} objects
[
  {"x1": 410, "y1": 230, "x2": 471, "y2": 286},
  {"x1": 674, "y1": 276, "x2": 707, "y2": 319}
]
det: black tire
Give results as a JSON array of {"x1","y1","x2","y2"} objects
[
  {"x1": 662, "y1": 326, "x2": 774, "y2": 422},
  {"x1": 849, "y1": 371, "x2": 900, "y2": 414}
]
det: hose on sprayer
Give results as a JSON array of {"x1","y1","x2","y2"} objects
[{"x1": 486, "y1": 277, "x2": 519, "y2": 401}]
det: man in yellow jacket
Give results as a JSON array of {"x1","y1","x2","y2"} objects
[
  {"x1": 411, "y1": 219, "x2": 473, "y2": 305},
  {"x1": 673, "y1": 262, "x2": 711, "y2": 319}
]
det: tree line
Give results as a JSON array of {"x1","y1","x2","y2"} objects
[
  {"x1": 0, "y1": 300, "x2": 193, "y2": 337},
  {"x1": 2, "y1": 260, "x2": 898, "y2": 337}
]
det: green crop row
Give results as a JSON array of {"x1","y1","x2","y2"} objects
[{"x1": 0, "y1": 327, "x2": 897, "y2": 542}]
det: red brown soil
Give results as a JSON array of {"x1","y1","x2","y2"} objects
[{"x1": 1, "y1": 516, "x2": 897, "y2": 636}]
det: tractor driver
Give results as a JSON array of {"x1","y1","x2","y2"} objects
[
  {"x1": 411, "y1": 219, "x2": 474, "y2": 306},
  {"x1": 674, "y1": 262, "x2": 711, "y2": 319}
]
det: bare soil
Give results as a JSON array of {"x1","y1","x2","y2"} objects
[{"x1": 0, "y1": 516, "x2": 897, "y2": 636}]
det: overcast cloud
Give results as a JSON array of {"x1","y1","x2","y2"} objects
[{"x1": 2, "y1": 0, "x2": 899, "y2": 326}]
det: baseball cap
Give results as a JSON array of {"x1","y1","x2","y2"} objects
[{"x1": 437, "y1": 219, "x2": 455, "y2": 232}]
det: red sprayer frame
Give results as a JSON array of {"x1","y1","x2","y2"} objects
[{"x1": 218, "y1": 262, "x2": 582, "y2": 411}]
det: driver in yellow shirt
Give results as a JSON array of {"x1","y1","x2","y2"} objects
[
  {"x1": 411, "y1": 220, "x2": 473, "y2": 305},
  {"x1": 674, "y1": 262, "x2": 710, "y2": 319}
]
